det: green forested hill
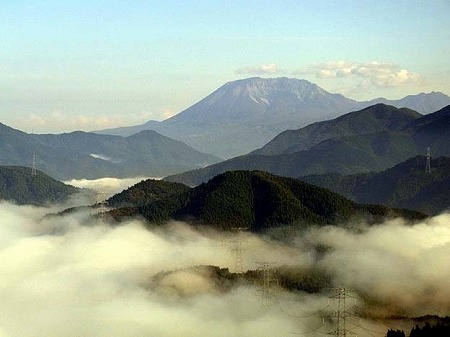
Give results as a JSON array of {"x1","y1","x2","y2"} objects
[
  {"x1": 110, "y1": 170, "x2": 425, "y2": 231},
  {"x1": 107, "y1": 178, "x2": 189, "y2": 208},
  {"x1": 301, "y1": 156, "x2": 450, "y2": 215},
  {"x1": 0, "y1": 166, "x2": 79, "y2": 205}
]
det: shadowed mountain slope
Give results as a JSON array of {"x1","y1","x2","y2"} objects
[
  {"x1": 0, "y1": 123, "x2": 220, "y2": 180},
  {"x1": 301, "y1": 156, "x2": 450, "y2": 215}
]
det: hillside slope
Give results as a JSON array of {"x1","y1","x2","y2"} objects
[
  {"x1": 111, "y1": 171, "x2": 425, "y2": 231},
  {"x1": 301, "y1": 156, "x2": 450, "y2": 215},
  {"x1": 0, "y1": 166, "x2": 79, "y2": 205},
  {"x1": 253, "y1": 104, "x2": 421, "y2": 156},
  {"x1": 107, "y1": 179, "x2": 189, "y2": 208}
]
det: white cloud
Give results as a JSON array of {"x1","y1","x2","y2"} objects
[
  {"x1": 297, "y1": 61, "x2": 422, "y2": 89},
  {"x1": 1, "y1": 194, "x2": 449, "y2": 336},
  {"x1": 235, "y1": 63, "x2": 281, "y2": 75},
  {"x1": 64, "y1": 176, "x2": 158, "y2": 198}
]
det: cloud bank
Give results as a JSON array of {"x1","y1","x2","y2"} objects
[
  {"x1": 0, "y1": 196, "x2": 448, "y2": 337},
  {"x1": 65, "y1": 177, "x2": 156, "y2": 199},
  {"x1": 297, "y1": 61, "x2": 422, "y2": 89}
]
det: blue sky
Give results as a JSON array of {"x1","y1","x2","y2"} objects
[{"x1": 1, "y1": 0, "x2": 449, "y2": 133}]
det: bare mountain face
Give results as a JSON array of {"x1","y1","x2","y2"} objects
[{"x1": 99, "y1": 77, "x2": 450, "y2": 159}]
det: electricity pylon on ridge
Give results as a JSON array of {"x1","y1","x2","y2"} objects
[
  {"x1": 426, "y1": 147, "x2": 431, "y2": 173},
  {"x1": 96, "y1": 191, "x2": 108, "y2": 219},
  {"x1": 31, "y1": 155, "x2": 37, "y2": 176}
]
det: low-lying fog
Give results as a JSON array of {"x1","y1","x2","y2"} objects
[{"x1": 0, "y1": 178, "x2": 448, "y2": 337}]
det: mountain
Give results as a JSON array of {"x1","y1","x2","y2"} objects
[
  {"x1": 0, "y1": 166, "x2": 79, "y2": 205},
  {"x1": 0, "y1": 123, "x2": 220, "y2": 180},
  {"x1": 164, "y1": 104, "x2": 450, "y2": 186},
  {"x1": 109, "y1": 171, "x2": 425, "y2": 232},
  {"x1": 366, "y1": 91, "x2": 450, "y2": 114},
  {"x1": 98, "y1": 77, "x2": 450, "y2": 158},
  {"x1": 301, "y1": 156, "x2": 450, "y2": 215},
  {"x1": 403, "y1": 104, "x2": 450, "y2": 153},
  {"x1": 252, "y1": 103, "x2": 421, "y2": 156},
  {"x1": 99, "y1": 77, "x2": 362, "y2": 158}
]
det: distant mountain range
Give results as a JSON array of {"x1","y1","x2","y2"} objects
[
  {"x1": 0, "y1": 166, "x2": 79, "y2": 205},
  {"x1": 301, "y1": 156, "x2": 450, "y2": 215},
  {"x1": 109, "y1": 170, "x2": 425, "y2": 232},
  {"x1": 98, "y1": 77, "x2": 450, "y2": 158},
  {"x1": 0, "y1": 123, "x2": 219, "y2": 180},
  {"x1": 165, "y1": 104, "x2": 450, "y2": 186}
]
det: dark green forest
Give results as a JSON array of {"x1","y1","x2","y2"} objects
[
  {"x1": 0, "y1": 166, "x2": 79, "y2": 205},
  {"x1": 107, "y1": 178, "x2": 189, "y2": 208},
  {"x1": 109, "y1": 170, "x2": 426, "y2": 232},
  {"x1": 302, "y1": 156, "x2": 450, "y2": 215}
]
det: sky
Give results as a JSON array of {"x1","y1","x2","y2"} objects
[{"x1": 1, "y1": 0, "x2": 449, "y2": 133}]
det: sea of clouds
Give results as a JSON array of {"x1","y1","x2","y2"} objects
[{"x1": 0, "y1": 177, "x2": 448, "y2": 337}]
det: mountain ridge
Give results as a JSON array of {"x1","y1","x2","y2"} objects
[
  {"x1": 164, "y1": 104, "x2": 450, "y2": 186},
  {"x1": 301, "y1": 156, "x2": 450, "y2": 215},
  {"x1": 97, "y1": 77, "x2": 450, "y2": 158},
  {"x1": 0, "y1": 124, "x2": 220, "y2": 180}
]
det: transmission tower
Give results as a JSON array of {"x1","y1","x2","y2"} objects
[
  {"x1": 327, "y1": 288, "x2": 356, "y2": 337},
  {"x1": 233, "y1": 227, "x2": 247, "y2": 273},
  {"x1": 223, "y1": 227, "x2": 247, "y2": 273},
  {"x1": 425, "y1": 147, "x2": 431, "y2": 173},
  {"x1": 255, "y1": 261, "x2": 278, "y2": 308},
  {"x1": 31, "y1": 155, "x2": 37, "y2": 176},
  {"x1": 96, "y1": 191, "x2": 108, "y2": 219}
]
